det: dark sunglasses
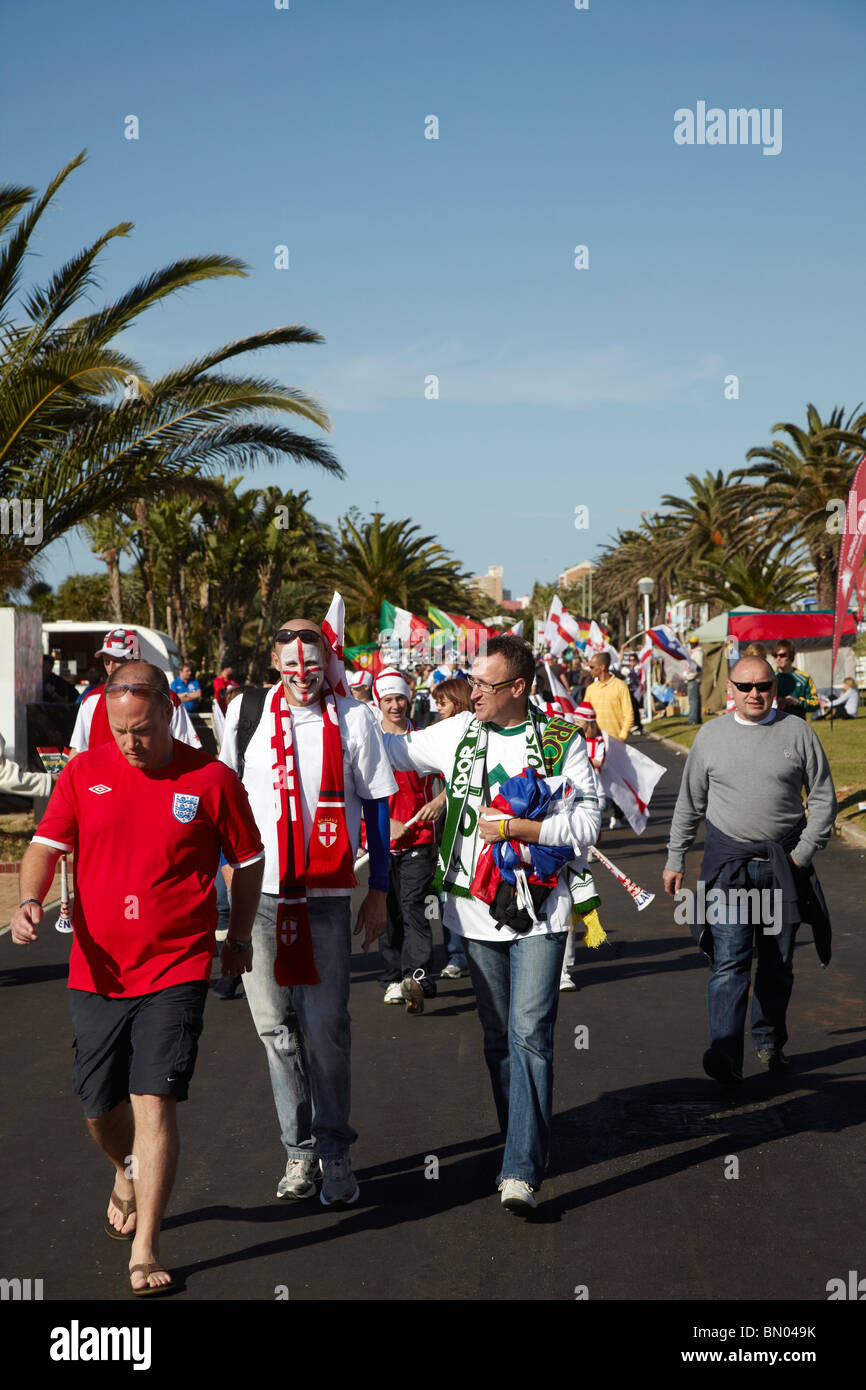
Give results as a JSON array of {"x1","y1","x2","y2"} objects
[
  {"x1": 730, "y1": 679, "x2": 774, "y2": 693},
  {"x1": 273, "y1": 629, "x2": 323, "y2": 646},
  {"x1": 773, "y1": 652, "x2": 791, "y2": 659}
]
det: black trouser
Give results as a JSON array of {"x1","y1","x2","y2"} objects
[
  {"x1": 629, "y1": 691, "x2": 643, "y2": 730},
  {"x1": 380, "y1": 844, "x2": 437, "y2": 980}
]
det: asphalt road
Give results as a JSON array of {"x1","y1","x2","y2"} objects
[{"x1": 1, "y1": 735, "x2": 864, "y2": 1305}]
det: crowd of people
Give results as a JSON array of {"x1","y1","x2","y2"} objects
[{"x1": 9, "y1": 608, "x2": 848, "y2": 1294}]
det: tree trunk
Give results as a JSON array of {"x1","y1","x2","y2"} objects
[
  {"x1": 200, "y1": 580, "x2": 213, "y2": 671},
  {"x1": 175, "y1": 565, "x2": 189, "y2": 664},
  {"x1": 134, "y1": 498, "x2": 157, "y2": 628},
  {"x1": 103, "y1": 549, "x2": 123, "y2": 621},
  {"x1": 811, "y1": 540, "x2": 837, "y2": 609}
]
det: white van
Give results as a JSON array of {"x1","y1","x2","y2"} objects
[{"x1": 42, "y1": 623, "x2": 183, "y2": 680}]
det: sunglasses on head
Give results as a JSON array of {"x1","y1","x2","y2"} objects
[
  {"x1": 105, "y1": 683, "x2": 171, "y2": 701},
  {"x1": 730, "y1": 679, "x2": 774, "y2": 693},
  {"x1": 273, "y1": 629, "x2": 323, "y2": 646}
]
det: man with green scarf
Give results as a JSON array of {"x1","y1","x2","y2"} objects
[{"x1": 382, "y1": 634, "x2": 601, "y2": 1214}]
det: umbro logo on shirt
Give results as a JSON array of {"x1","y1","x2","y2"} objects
[{"x1": 88, "y1": 784, "x2": 112, "y2": 795}]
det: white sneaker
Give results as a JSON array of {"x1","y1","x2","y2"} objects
[
  {"x1": 383, "y1": 981, "x2": 404, "y2": 1003},
  {"x1": 609, "y1": 815, "x2": 622, "y2": 829},
  {"x1": 499, "y1": 1179, "x2": 537, "y2": 1214},
  {"x1": 319, "y1": 1155, "x2": 360, "y2": 1207},
  {"x1": 439, "y1": 962, "x2": 464, "y2": 979},
  {"x1": 276, "y1": 1157, "x2": 319, "y2": 1200},
  {"x1": 559, "y1": 972, "x2": 577, "y2": 992}
]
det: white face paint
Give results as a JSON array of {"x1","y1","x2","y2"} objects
[{"x1": 279, "y1": 638, "x2": 325, "y2": 706}]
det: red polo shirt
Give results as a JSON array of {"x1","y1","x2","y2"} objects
[{"x1": 33, "y1": 741, "x2": 264, "y2": 998}]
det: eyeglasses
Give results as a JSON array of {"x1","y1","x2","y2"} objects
[
  {"x1": 730, "y1": 680, "x2": 775, "y2": 693},
  {"x1": 773, "y1": 652, "x2": 791, "y2": 659},
  {"x1": 105, "y1": 684, "x2": 171, "y2": 701},
  {"x1": 273, "y1": 629, "x2": 323, "y2": 646},
  {"x1": 468, "y1": 677, "x2": 517, "y2": 694}
]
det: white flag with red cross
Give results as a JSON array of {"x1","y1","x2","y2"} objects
[
  {"x1": 321, "y1": 592, "x2": 348, "y2": 696},
  {"x1": 545, "y1": 595, "x2": 581, "y2": 657}
]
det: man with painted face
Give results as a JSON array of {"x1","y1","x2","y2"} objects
[{"x1": 219, "y1": 616, "x2": 397, "y2": 1206}]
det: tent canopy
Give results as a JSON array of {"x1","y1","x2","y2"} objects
[
  {"x1": 693, "y1": 608, "x2": 857, "y2": 650},
  {"x1": 692, "y1": 606, "x2": 760, "y2": 642}
]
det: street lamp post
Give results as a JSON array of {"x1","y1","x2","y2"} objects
[{"x1": 637, "y1": 577, "x2": 654, "y2": 725}]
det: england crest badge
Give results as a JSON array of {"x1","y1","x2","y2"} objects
[
  {"x1": 172, "y1": 793, "x2": 200, "y2": 824},
  {"x1": 318, "y1": 818, "x2": 338, "y2": 848}
]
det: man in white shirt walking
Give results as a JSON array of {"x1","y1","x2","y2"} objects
[
  {"x1": 382, "y1": 634, "x2": 600, "y2": 1214},
  {"x1": 219, "y1": 616, "x2": 397, "y2": 1207}
]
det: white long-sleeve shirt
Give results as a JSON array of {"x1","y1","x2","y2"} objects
[
  {"x1": 0, "y1": 733, "x2": 53, "y2": 799},
  {"x1": 383, "y1": 711, "x2": 600, "y2": 941}
]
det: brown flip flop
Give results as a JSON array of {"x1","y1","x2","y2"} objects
[
  {"x1": 104, "y1": 1189, "x2": 136, "y2": 1241},
  {"x1": 129, "y1": 1262, "x2": 174, "y2": 1297}
]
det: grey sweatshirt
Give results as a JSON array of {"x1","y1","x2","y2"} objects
[{"x1": 665, "y1": 711, "x2": 837, "y2": 873}]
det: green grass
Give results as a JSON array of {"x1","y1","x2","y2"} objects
[{"x1": 646, "y1": 714, "x2": 866, "y2": 831}]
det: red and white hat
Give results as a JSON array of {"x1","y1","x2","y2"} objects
[
  {"x1": 347, "y1": 668, "x2": 373, "y2": 690},
  {"x1": 96, "y1": 627, "x2": 140, "y2": 661},
  {"x1": 372, "y1": 668, "x2": 411, "y2": 704},
  {"x1": 574, "y1": 701, "x2": 597, "y2": 722}
]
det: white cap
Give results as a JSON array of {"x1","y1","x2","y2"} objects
[
  {"x1": 372, "y1": 668, "x2": 411, "y2": 704},
  {"x1": 95, "y1": 627, "x2": 140, "y2": 661},
  {"x1": 347, "y1": 669, "x2": 373, "y2": 689}
]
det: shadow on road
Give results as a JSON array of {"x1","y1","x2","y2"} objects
[{"x1": 160, "y1": 1039, "x2": 866, "y2": 1286}]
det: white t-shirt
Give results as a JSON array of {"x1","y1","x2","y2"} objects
[
  {"x1": 384, "y1": 712, "x2": 600, "y2": 942},
  {"x1": 70, "y1": 688, "x2": 201, "y2": 751},
  {"x1": 219, "y1": 689, "x2": 397, "y2": 896}
]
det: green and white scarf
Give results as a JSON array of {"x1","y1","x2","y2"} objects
[{"x1": 433, "y1": 706, "x2": 594, "y2": 902}]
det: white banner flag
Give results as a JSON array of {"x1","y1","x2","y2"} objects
[
  {"x1": 546, "y1": 595, "x2": 581, "y2": 657},
  {"x1": 599, "y1": 735, "x2": 666, "y2": 834}
]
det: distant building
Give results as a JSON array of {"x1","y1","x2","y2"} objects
[
  {"x1": 558, "y1": 560, "x2": 594, "y2": 589},
  {"x1": 472, "y1": 565, "x2": 504, "y2": 603},
  {"x1": 501, "y1": 598, "x2": 523, "y2": 612}
]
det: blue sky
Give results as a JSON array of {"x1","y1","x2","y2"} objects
[{"x1": 6, "y1": 0, "x2": 866, "y2": 601}]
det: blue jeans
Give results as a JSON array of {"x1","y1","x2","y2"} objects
[
  {"x1": 706, "y1": 859, "x2": 797, "y2": 1070},
  {"x1": 464, "y1": 932, "x2": 567, "y2": 1190},
  {"x1": 443, "y1": 919, "x2": 468, "y2": 970},
  {"x1": 242, "y1": 894, "x2": 357, "y2": 1161}
]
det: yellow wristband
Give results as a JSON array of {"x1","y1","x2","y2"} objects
[{"x1": 499, "y1": 818, "x2": 509, "y2": 839}]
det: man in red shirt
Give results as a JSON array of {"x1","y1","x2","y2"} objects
[
  {"x1": 11, "y1": 662, "x2": 264, "y2": 1296},
  {"x1": 373, "y1": 669, "x2": 444, "y2": 1012},
  {"x1": 212, "y1": 664, "x2": 239, "y2": 715}
]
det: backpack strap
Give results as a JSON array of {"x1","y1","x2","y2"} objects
[{"x1": 236, "y1": 686, "x2": 269, "y2": 780}]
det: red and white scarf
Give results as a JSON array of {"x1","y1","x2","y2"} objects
[{"x1": 269, "y1": 682, "x2": 356, "y2": 986}]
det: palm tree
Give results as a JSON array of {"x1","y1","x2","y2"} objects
[
  {"x1": 329, "y1": 512, "x2": 478, "y2": 634},
  {"x1": 0, "y1": 151, "x2": 342, "y2": 596},
  {"x1": 681, "y1": 547, "x2": 810, "y2": 611},
  {"x1": 732, "y1": 403, "x2": 866, "y2": 607}
]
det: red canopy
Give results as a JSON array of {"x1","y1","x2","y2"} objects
[{"x1": 729, "y1": 610, "x2": 857, "y2": 650}]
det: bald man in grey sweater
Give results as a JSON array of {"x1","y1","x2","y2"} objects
[{"x1": 663, "y1": 657, "x2": 836, "y2": 1084}]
